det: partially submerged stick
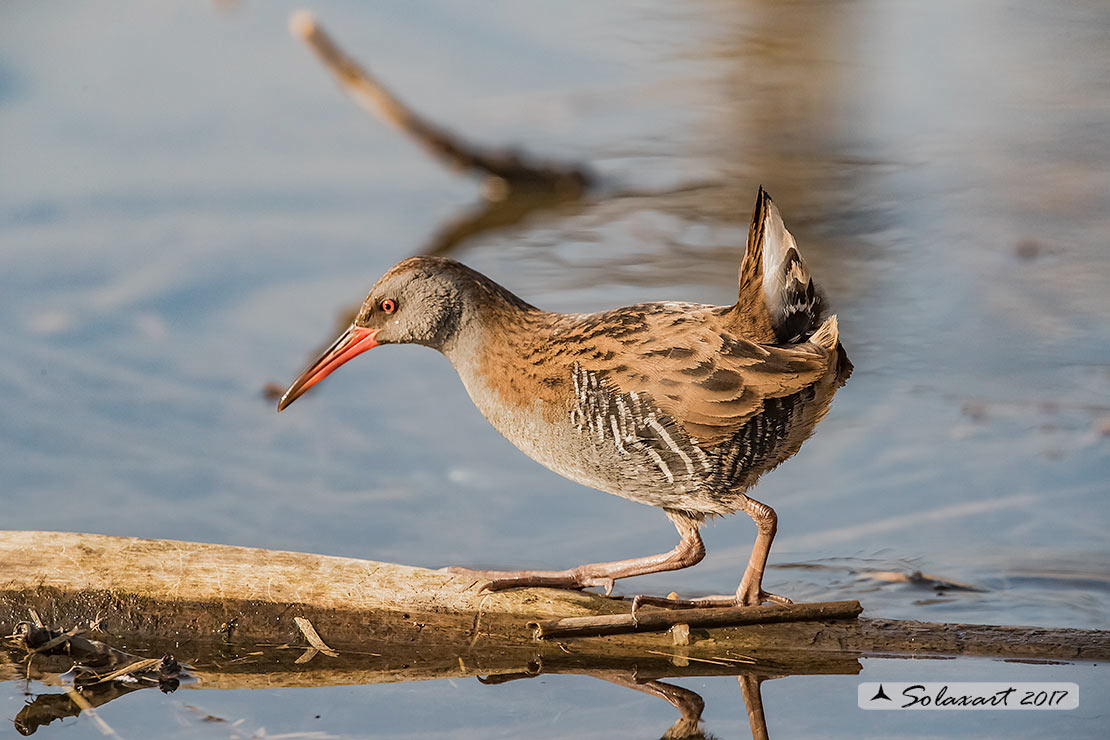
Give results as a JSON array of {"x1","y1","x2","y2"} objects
[
  {"x1": 289, "y1": 10, "x2": 591, "y2": 196},
  {"x1": 532, "y1": 600, "x2": 863, "y2": 639}
]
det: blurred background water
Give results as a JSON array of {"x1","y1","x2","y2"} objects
[{"x1": 1, "y1": 0, "x2": 1107, "y2": 737}]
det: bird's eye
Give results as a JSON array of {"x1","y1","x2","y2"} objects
[{"x1": 380, "y1": 298, "x2": 397, "y2": 314}]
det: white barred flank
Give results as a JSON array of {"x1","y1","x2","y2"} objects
[
  {"x1": 646, "y1": 417, "x2": 695, "y2": 477},
  {"x1": 571, "y1": 363, "x2": 710, "y2": 490}
]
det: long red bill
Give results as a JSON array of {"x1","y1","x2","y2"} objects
[{"x1": 277, "y1": 325, "x2": 379, "y2": 411}]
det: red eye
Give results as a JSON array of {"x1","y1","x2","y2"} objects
[{"x1": 380, "y1": 298, "x2": 396, "y2": 314}]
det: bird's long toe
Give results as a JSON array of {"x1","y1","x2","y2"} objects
[
  {"x1": 736, "y1": 580, "x2": 793, "y2": 607},
  {"x1": 630, "y1": 588, "x2": 793, "y2": 614},
  {"x1": 480, "y1": 574, "x2": 595, "y2": 593},
  {"x1": 441, "y1": 565, "x2": 614, "y2": 593}
]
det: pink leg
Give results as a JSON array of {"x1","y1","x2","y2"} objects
[
  {"x1": 446, "y1": 510, "x2": 705, "y2": 595},
  {"x1": 634, "y1": 494, "x2": 791, "y2": 609},
  {"x1": 732, "y1": 495, "x2": 789, "y2": 606}
]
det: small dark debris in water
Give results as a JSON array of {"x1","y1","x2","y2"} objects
[
  {"x1": 216, "y1": 617, "x2": 238, "y2": 642},
  {"x1": 772, "y1": 561, "x2": 839, "y2": 571},
  {"x1": 10, "y1": 622, "x2": 83, "y2": 655},
  {"x1": 184, "y1": 705, "x2": 228, "y2": 723},
  {"x1": 867, "y1": 570, "x2": 987, "y2": 592},
  {"x1": 159, "y1": 655, "x2": 182, "y2": 692},
  {"x1": 1014, "y1": 239, "x2": 1044, "y2": 261},
  {"x1": 262, "y1": 382, "x2": 284, "y2": 401},
  {"x1": 962, "y1": 401, "x2": 988, "y2": 422}
]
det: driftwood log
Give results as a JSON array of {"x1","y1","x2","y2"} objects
[
  {"x1": 2, "y1": 531, "x2": 1107, "y2": 681},
  {"x1": 3, "y1": 531, "x2": 1105, "y2": 738}
]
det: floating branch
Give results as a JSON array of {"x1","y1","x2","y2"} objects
[
  {"x1": 531, "y1": 600, "x2": 863, "y2": 639},
  {"x1": 289, "y1": 10, "x2": 592, "y2": 198}
]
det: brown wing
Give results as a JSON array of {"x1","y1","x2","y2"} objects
[{"x1": 598, "y1": 315, "x2": 834, "y2": 448}]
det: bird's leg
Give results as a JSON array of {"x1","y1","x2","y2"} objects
[
  {"x1": 732, "y1": 495, "x2": 790, "y2": 606},
  {"x1": 633, "y1": 494, "x2": 791, "y2": 610},
  {"x1": 445, "y1": 510, "x2": 705, "y2": 595}
]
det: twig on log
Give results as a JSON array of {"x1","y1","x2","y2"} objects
[
  {"x1": 531, "y1": 600, "x2": 863, "y2": 639},
  {"x1": 289, "y1": 10, "x2": 591, "y2": 197}
]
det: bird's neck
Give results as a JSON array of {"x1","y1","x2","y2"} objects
[
  {"x1": 440, "y1": 281, "x2": 572, "y2": 426},
  {"x1": 439, "y1": 269, "x2": 544, "y2": 369}
]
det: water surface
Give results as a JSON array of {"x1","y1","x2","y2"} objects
[{"x1": 1, "y1": 0, "x2": 1107, "y2": 737}]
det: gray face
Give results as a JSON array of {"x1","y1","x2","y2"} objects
[
  {"x1": 354, "y1": 266, "x2": 464, "y2": 351},
  {"x1": 278, "y1": 256, "x2": 520, "y2": 412}
]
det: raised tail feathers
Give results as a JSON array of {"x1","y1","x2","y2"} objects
[{"x1": 737, "y1": 187, "x2": 826, "y2": 344}]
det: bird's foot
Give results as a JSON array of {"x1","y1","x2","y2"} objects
[
  {"x1": 631, "y1": 589, "x2": 792, "y2": 616},
  {"x1": 441, "y1": 566, "x2": 616, "y2": 595}
]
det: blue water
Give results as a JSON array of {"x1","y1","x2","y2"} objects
[{"x1": 1, "y1": 0, "x2": 1107, "y2": 737}]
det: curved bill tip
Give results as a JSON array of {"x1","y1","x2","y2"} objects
[{"x1": 277, "y1": 325, "x2": 379, "y2": 412}]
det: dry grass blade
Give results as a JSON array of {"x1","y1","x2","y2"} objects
[
  {"x1": 293, "y1": 617, "x2": 338, "y2": 657},
  {"x1": 294, "y1": 647, "x2": 320, "y2": 664},
  {"x1": 645, "y1": 650, "x2": 754, "y2": 667},
  {"x1": 89, "y1": 657, "x2": 164, "y2": 685}
]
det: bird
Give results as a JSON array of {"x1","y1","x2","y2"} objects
[{"x1": 278, "y1": 188, "x2": 851, "y2": 607}]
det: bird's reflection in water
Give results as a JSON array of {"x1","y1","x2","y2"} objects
[
  {"x1": 602, "y1": 674, "x2": 718, "y2": 740},
  {"x1": 478, "y1": 667, "x2": 779, "y2": 740},
  {"x1": 12, "y1": 672, "x2": 775, "y2": 739},
  {"x1": 605, "y1": 672, "x2": 772, "y2": 740}
]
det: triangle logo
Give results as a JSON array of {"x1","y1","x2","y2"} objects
[{"x1": 871, "y1": 684, "x2": 892, "y2": 701}]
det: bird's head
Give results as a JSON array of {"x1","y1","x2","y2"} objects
[{"x1": 277, "y1": 256, "x2": 522, "y2": 411}]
